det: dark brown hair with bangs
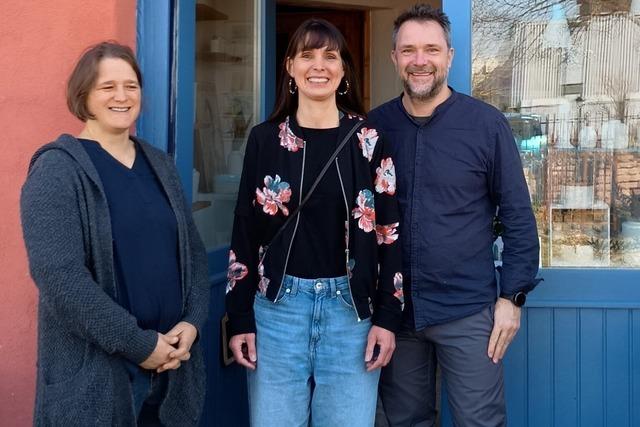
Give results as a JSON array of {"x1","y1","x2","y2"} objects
[
  {"x1": 268, "y1": 18, "x2": 364, "y2": 122},
  {"x1": 66, "y1": 41, "x2": 142, "y2": 122}
]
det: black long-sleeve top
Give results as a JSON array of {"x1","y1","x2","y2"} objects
[{"x1": 225, "y1": 113, "x2": 404, "y2": 335}]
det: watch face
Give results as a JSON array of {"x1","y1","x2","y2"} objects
[{"x1": 513, "y1": 292, "x2": 526, "y2": 307}]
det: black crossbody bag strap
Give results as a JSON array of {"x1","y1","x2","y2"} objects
[{"x1": 265, "y1": 121, "x2": 363, "y2": 249}]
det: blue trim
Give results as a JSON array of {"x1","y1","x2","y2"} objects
[
  {"x1": 136, "y1": 1, "x2": 173, "y2": 151},
  {"x1": 443, "y1": 0, "x2": 471, "y2": 95},
  {"x1": 172, "y1": 0, "x2": 196, "y2": 196},
  {"x1": 528, "y1": 269, "x2": 640, "y2": 308}
]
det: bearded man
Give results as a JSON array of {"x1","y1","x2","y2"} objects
[{"x1": 369, "y1": 4, "x2": 541, "y2": 427}]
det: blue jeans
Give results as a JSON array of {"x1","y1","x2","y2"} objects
[
  {"x1": 248, "y1": 275, "x2": 380, "y2": 427},
  {"x1": 127, "y1": 362, "x2": 167, "y2": 426}
]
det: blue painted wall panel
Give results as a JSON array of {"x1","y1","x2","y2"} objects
[
  {"x1": 580, "y1": 309, "x2": 605, "y2": 427},
  {"x1": 444, "y1": 307, "x2": 640, "y2": 426},
  {"x1": 504, "y1": 311, "x2": 528, "y2": 426},
  {"x1": 553, "y1": 309, "x2": 578, "y2": 427},
  {"x1": 527, "y1": 308, "x2": 553, "y2": 427},
  {"x1": 633, "y1": 311, "x2": 640, "y2": 427},
  {"x1": 605, "y1": 310, "x2": 630, "y2": 425}
]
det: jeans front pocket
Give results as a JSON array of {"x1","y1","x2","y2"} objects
[
  {"x1": 336, "y1": 288, "x2": 355, "y2": 309},
  {"x1": 254, "y1": 285, "x2": 293, "y2": 305}
]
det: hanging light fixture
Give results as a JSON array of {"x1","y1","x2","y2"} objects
[{"x1": 543, "y1": 4, "x2": 572, "y2": 49}]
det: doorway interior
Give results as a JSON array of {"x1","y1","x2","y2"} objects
[{"x1": 276, "y1": 3, "x2": 369, "y2": 108}]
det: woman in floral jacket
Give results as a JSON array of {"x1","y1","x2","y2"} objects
[{"x1": 225, "y1": 19, "x2": 403, "y2": 426}]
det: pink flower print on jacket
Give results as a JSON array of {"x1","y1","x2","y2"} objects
[
  {"x1": 278, "y1": 117, "x2": 305, "y2": 152},
  {"x1": 376, "y1": 222, "x2": 399, "y2": 245},
  {"x1": 357, "y1": 127, "x2": 379, "y2": 161},
  {"x1": 256, "y1": 175, "x2": 292, "y2": 216},
  {"x1": 352, "y1": 189, "x2": 376, "y2": 233},
  {"x1": 375, "y1": 157, "x2": 396, "y2": 195},
  {"x1": 257, "y1": 245, "x2": 270, "y2": 295},
  {"x1": 226, "y1": 250, "x2": 248, "y2": 294},
  {"x1": 393, "y1": 272, "x2": 404, "y2": 308},
  {"x1": 258, "y1": 262, "x2": 270, "y2": 295}
]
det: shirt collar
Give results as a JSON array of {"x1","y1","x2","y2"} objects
[{"x1": 396, "y1": 86, "x2": 458, "y2": 125}]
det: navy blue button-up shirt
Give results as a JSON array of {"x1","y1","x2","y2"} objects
[{"x1": 369, "y1": 89, "x2": 540, "y2": 329}]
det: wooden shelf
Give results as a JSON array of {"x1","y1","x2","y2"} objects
[
  {"x1": 197, "y1": 51, "x2": 242, "y2": 63},
  {"x1": 192, "y1": 200, "x2": 212, "y2": 212},
  {"x1": 196, "y1": 3, "x2": 228, "y2": 21}
]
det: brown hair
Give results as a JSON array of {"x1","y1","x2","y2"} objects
[
  {"x1": 66, "y1": 41, "x2": 142, "y2": 122},
  {"x1": 268, "y1": 18, "x2": 364, "y2": 122},
  {"x1": 393, "y1": 4, "x2": 452, "y2": 49}
]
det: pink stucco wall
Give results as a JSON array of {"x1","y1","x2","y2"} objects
[{"x1": 0, "y1": 1, "x2": 136, "y2": 423}]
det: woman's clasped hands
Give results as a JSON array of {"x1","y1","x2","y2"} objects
[{"x1": 139, "y1": 321, "x2": 198, "y2": 373}]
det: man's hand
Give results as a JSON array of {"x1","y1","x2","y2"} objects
[
  {"x1": 487, "y1": 297, "x2": 521, "y2": 364},
  {"x1": 139, "y1": 333, "x2": 179, "y2": 370},
  {"x1": 229, "y1": 333, "x2": 257, "y2": 370},
  {"x1": 365, "y1": 326, "x2": 396, "y2": 372},
  {"x1": 157, "y1": 321, "x2": 198, "y2": 373}
]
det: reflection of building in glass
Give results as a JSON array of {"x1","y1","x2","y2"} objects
[
  {"x1": 473, "y1": 1, "x2": 640, "y2": 267},
  {"x1": 511, "y1": 6, "x2": 640, "y2": 122}
]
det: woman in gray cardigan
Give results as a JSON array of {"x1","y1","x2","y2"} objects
[{"x1": 20, "y1": 42, "x2": 209, "y2": 426}]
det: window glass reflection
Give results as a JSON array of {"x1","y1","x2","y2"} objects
[
  {"x1": 192, "y1": 1, "x2": 256, "y2": 250},
  {"x1": 473, "y1": 0, "x2": 640, "y2": 267}
]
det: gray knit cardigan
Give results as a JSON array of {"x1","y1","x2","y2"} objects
[{"x1": 21, "y1": 134, "x2": 210, "y2": 426}]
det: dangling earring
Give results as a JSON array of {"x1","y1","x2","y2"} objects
[
  {"x1": 289, "y1": 78, "x2": 297, "y2": 95},
  {"x1": 337, "y1": 79, "x2": 350, "y2": 96}
]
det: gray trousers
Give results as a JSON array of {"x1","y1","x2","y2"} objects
[{"x1": 377, "y1": 305, "x2": 506, "y2": 427}]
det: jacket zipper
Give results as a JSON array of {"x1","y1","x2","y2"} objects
[
  {"x1": 335, "y1": 158, "x2": 361, "y2": 321},
  {"x1": 276, "y1": 141, "x2": 307, "y2": 296}
]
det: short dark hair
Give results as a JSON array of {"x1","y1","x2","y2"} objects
[
  {"x1": 66, "y1": 41, "x2": 142, "y2": 122},
  {"x1": 392, "y1": 4, "x2": 452, "y2": 49},
  {"x1": 269, "y1": 18, "x2": 364, "y2": 122}
]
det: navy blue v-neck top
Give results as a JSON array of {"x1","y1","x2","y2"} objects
[{"x1": 80, "y1": 139, "x2": 182, "y2": 334}]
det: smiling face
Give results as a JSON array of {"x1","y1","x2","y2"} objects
[
  {"x1": 392, "y1": 19, "x2": 453, "y2": 102},
  {"x1": 85, "y1": 57, "x2": 141, "y2": 133},
  {"x1": 287, "y1": 46, "x2": 345, "y2": 104}
]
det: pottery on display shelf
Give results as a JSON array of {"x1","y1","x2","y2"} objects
[
  {"x1": 601, "y1": 119, "x2": 629, "y2": 149},
  {"x1": 578, "y1": 125, "x2": 597, "y2": 148}
]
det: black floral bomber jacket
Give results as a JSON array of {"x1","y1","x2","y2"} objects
[{"x1": 225, "y1": 113, "x2": 404, "y2": 336}]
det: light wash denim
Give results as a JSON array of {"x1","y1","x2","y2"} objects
[{"x1": 248, "y1": 275, "x2": 380, "y2": 427}]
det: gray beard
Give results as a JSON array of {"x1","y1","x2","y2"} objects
[{"x1": 404, "y1": 74, "x2": 446, "y2": 102}]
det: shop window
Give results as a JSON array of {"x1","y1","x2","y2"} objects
[
  {"x1": 192, "y1": 1, "x2": 258, "y2": 250},
  {"x1": 473, "y1": 0, "x2": 640, "y2": 268}
]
